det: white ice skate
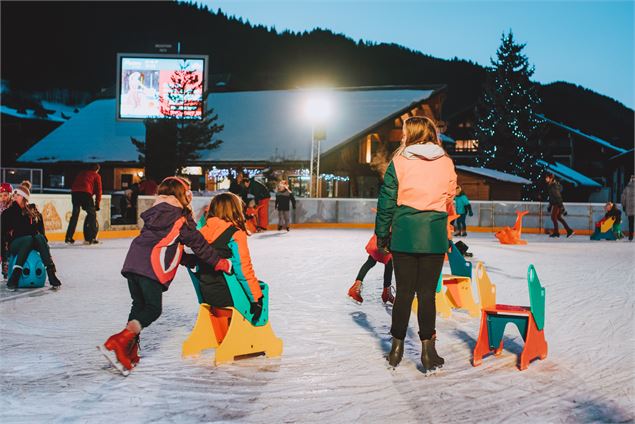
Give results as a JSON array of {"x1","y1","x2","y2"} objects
[{"x1": 97, "y1": 345, "x2": 130, "y2": 377}]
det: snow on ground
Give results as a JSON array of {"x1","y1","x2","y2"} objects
[{"x1": 1, "y1": 230, "x2": 634, "y2": 423}]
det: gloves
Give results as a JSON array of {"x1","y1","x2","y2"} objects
[
  {"x1": 180, "y1": 253, "x2": 198, "y2": 269},
  {"x1": 250, "y1": 297, "x2": 264, "y2": 323},
  {"x1": 214, "y1": 258, "x2": 233, "y2": 274},
  {"x1": 377, "y1": 235, "x2": 390, "y2": 254}
]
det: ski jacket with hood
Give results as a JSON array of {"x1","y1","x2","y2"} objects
[
  {"x1": 121, "y1": 195, "x2": 220, "y2": 290},
  {"x1": 375, "y1": 143, "x2": 457, "y2": 254},
  {"x1": 199, "y1": 217, "x2": 263, "y2": 302}
]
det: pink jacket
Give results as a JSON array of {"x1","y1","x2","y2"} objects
[{"x1": 392, "y1": 144, "x2": 457, "y2": 213}]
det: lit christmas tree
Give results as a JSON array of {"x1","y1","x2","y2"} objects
[
  {"x1": 132, "y1": 62, "x2": 223, "y2": 181},
  {"x1": 475, "y1": 31, "x2": 545, "y2": 199}
]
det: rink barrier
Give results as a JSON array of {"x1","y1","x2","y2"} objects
[{"x1": 28, "y1": 195, "x2": 616, "y2": 239}]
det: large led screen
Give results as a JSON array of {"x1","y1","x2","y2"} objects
[{"x1": 117, "y1": 54, "x2": 208, "y2": 120}]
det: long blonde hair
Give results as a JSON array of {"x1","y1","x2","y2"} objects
[
  {"x1": 207, "y1": 192, "x2": 247, "y2": 232},
  {"x1": 403, "y1": 116, "x2": 440, "y2": 146}
]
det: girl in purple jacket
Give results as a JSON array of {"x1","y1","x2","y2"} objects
[{"x1": 99, "y1": 177, "x2": 231, "y2": 376}]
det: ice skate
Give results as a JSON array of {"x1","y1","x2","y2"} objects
[
  {"x1": 7, "y1": 266, "x2": 21, "y2": 291},
  {"x1": 46, "y1": 265, "x2": 62, "y2": 289},
  {"x1": 549, "y1": 232, "x2": 560, "y2": 238},
  {"x1": 566, "y1": 229, "x2": 575, "y2": 238},
  {"x1": 381, "y1": 286, "x2": 395, "y2": 304},
  {"x1": 129, "y1": 335, "x2": 141, "y2": 367},
  {"x1": 387, "y1": 337, "x2": 404, "y2": 368},
  {"x1": 99, "y1": 329, "x2": 136, "y2": 376},
  {"x1": 347, "y1": 280, "x2": 363, "y2": 304},
  {"x1": 420, "y1": 336, "x2": 444, "y2": 372}
]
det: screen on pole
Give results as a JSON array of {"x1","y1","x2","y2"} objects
[{"x1": 116, "y1": 54, "x2": 208, "y2": 120}]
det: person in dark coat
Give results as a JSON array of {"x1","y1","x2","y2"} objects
[
  {"x1": 274, "y1": 180, "x2": 296, "y2": 231},
  {"x1": 546, "y1": 173, "x2": 574, "y2": 238},
  {"x1": 1, "y1": 182, "x2": 62, "y2": 290},
  {"x1": 99, "y1": 176, "x2": 231, "y2": 376},
  {"x1": 65, "y1": 163, "x2": 102, "y2": 244},
  {"x1": 247, "y1": 175, "x2": 271, "y2": 231}
]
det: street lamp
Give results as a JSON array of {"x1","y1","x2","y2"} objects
[{"x1": 303, "y1": 91, "x2": 331, "y2": 197}]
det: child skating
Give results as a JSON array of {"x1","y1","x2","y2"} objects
[
  {"x1": 185, "y1": 192, "x2": 264, "y2": 322},
  {"x1": 453, "y1": 185, "x2": 473, "y2": 237},
  {"x1": 347, "y1": 234, "x2": 395, "y2": 304},
  {"x1": 99, "y1": 176, "x2": 231, "y2": 376}
]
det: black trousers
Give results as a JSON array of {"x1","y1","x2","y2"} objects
[
  {"x1": 550, "y1": 205, "x2": 571, "y2": 233},
  {"x1": 127, "y1": 274, "x2": 164, "y2": 329},
  {"x1": 391, "y1": 252, "x2": 444, "y2": 341},
  {"x1": 65, "y1": 192, "x2": 98, "y2": 241},
  {"x1": 199, "y1": 271, "x2": 234, "y2": 308},
  {"x1": 355, "y1": 255, "x2": 393, "y2": 288},
  {"x1": 628, "y1": 215, "x2": 634, "y2": 240}
]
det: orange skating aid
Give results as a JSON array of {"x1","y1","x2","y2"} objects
[{"x1": 495, "y1": 210, "x2": 529, "y2": 245}]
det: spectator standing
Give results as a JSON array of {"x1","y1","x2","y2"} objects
[
  {"x1": 275, "y1": 180, "x2": 296, "y2": 231},
  {"x1": 621, "y1": 175, "x2": 634, "y2": 241},
  {"x1": 65, "y1": 164, "x2": 102, "y2": 244}
]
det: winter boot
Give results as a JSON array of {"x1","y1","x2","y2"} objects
[
  {"x1": 387, "y1": 337, "x2": 404, "y2": 368},
  {"x1": 347, "y1": 280, "x2": 363, "y2": 303},
  {"x1": 99, "y1": 329, "x2": 136, "y2": 376},
  {"x1": 7, "y1": 266, "x2": 22, "y2": 290},
  {"x1": 46, "y1": 265, "x2": 62, "y2": 289},
  {"x1": 128, "y1": 335, "x2": 141, "y2": 367},
  {"x1": 381, "y1": 286, "x2": 395, "y2": 304},
  {"x1": 421, "y1": 335, "x2": 444, "y2": 371}
]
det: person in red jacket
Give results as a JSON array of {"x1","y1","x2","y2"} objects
[{"x1": 65, "y1": 164, "x2": 102, "y2": 244}]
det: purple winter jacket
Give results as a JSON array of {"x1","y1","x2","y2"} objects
[{"x1": 121, "y1": 196, "x2": 220, "y2": 290}]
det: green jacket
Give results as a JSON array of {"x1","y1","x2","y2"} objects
[{"x1": 375, "y1": 161, "x2": 449, "y2": 254}]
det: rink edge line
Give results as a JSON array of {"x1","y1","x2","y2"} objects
[{"x1": 43, "y1": 226, "x2": 596, "y2": 240}]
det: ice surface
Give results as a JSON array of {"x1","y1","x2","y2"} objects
[{"x1": 1, "y1": 230, "x2": 633, "y2": 423}]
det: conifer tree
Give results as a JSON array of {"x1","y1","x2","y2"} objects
[
  {"x1": 132, "y1": 62, "x2": 223, "y2": 182},
  {"x1": 475, "y1": 31, "x2": 545, "y2": 198}
]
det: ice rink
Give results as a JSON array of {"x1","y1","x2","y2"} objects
[{"x1": 1, "y1": 230, "x2": 633, "y2": 423}]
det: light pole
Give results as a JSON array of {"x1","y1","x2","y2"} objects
[{"x1": 304, "y1": 93, "x2": 331, "y2": 197}]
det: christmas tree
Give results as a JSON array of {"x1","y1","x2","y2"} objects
[
  {"x1": 132, "y1": 61, "x2": 223, "y2": 182},
  {"x1": 475, "y1": 31, "x2": 545, "y2": 198}
]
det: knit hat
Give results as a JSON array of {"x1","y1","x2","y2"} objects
[
  {"x1": 13, "y1": 184, "x2": 30, "y2": 201},
  {"x1": 0, "y1": 183, "x2": 12, "y2": 193}
]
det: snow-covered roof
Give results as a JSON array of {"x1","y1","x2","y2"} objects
[
  {"x1": 1, "y1": 101, "x2": 81, "y2": 123},
  {"x1": 537, "y1": 160, "x2": 602, "y2": 188},
  {"x1": 538, "y1": 114, "x2": 627, "y2": 154},
  {"x1": 18, "y1": 88, "x2": 438, "y2": 163},
  {"x1": 456, "y1": 165, "x2": 532, "y2": 184}
]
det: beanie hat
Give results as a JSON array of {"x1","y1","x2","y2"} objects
[
  {"x1": 0, "y1": 183, "x2": 13, "y2": 193},
  {"x1": 13, "y1": 184, "x2": 30, "y2": 201}
]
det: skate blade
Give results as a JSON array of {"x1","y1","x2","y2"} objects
[
  {"x1": 420, "y1": 364, "x2": 442, "y2": 376},
  {"x1": 346, "y1": 294, "x2": 363, "y2": 305},
  {"x1": 50, "y1": 286, "x2": 61, "y2": 291},
  {"x1": 97, "y1": 345, "x2": 130, "y2": 376}
]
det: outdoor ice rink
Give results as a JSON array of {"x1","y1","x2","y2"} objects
[{"x1": 1, "y1": 229, "x2": 633, "y2": 423}]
